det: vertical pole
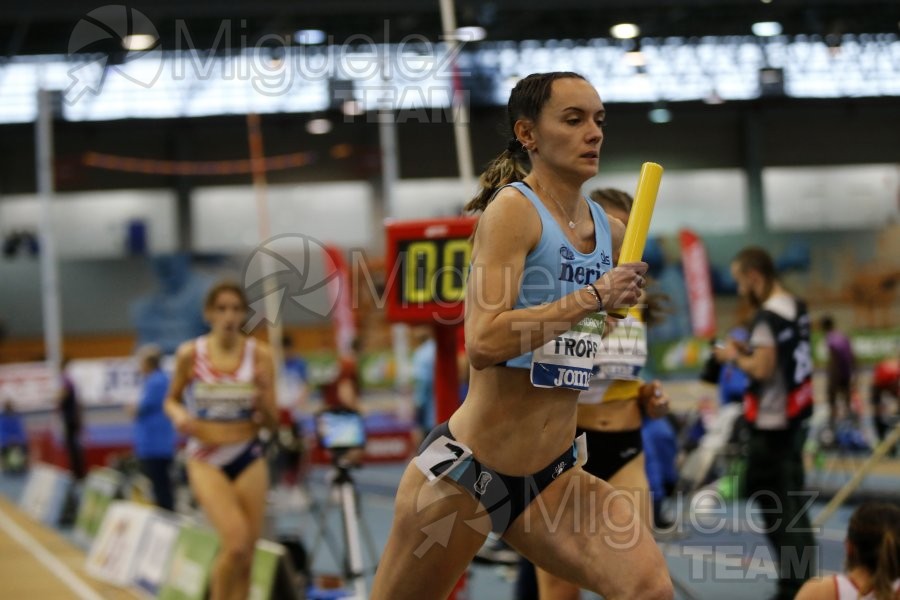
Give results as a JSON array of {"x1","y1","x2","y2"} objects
[
  {"x1": 246, "y1": 113, "x2": 283, "y2": 373},
  {"x1": 438, "y1": 0, "x2": 475, "y2": 190},
  {"x1": 741, "y1": 108, "x2": 767, "y2": 237},
  {"x1": 36, "y1": 89, "x2": 63, "y2": 382},
  {"x1": 378, "y1": 103, "x2": 399, "y2": 221},
  {"x1": 379, "y1": 49, "x2": 413, "y2": 395},
  {"x1": 434, "y1": 5, "x2": 473, "y2": 594}
]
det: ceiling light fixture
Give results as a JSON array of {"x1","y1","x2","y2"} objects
[
  {"x1": 648, "y1": 105, "x2": 672, "y2": 124},
  {"x1": 610, "y1": 23, "x2": 640, "y2": 40},
  {"x1": 121, "y1": 34, "x2": 157, "y2": 51},
  {"x1": 294, "y1": 29, "x2": 327, "y2": 45},
  {"x1": 454, "y1": 26, "x2": 487, "y2": 42},
  {"x1": 306, "y1": 118, "x2": 332, "y2": 135},
  {"x1": 751, "y1": 21, "x2": 783, "y2": 37}
]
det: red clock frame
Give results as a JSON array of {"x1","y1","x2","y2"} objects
[{"x1": 384, "y1": 216, "x2": 477, "y2": 324}]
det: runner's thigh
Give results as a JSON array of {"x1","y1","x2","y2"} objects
[
  {"x1": 370, "y1": 464, "x2": 488, "y2": 600},
  {"x1": 503, "y1": 467, "x2": 670, "y2": 599}
]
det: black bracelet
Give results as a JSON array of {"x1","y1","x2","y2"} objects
[{"x1": 585, "y1": 283, "x2": 604, "y2": 311}]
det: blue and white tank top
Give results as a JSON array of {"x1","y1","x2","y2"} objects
[
  {"x1": 188, "y1": 336, "x2": 257, "y2": 421},
  {"x1": 502, "y1": 182, "x2": 613, "y2": 391}
]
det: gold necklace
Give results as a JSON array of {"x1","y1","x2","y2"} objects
[{"x1": 535, "y1": 179, "x2": 582, "y2": 230}]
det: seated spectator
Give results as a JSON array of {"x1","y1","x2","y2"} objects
[
  {"x1": 795, "y1": 502, "x2": 900, "y2": 599},
  {"x1": 0, "y1": 399, "x2": 28, "y2": 474}
]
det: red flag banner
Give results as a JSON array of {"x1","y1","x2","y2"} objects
[
  {"x1": 679, "y1": 229, "x2": 717, "y2": 339},
  {"x1": 323, "y1": 245, "x2": 357, "y2": 358}
]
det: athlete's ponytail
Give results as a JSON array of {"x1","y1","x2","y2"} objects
[
  {"x1": 465, "y1": 145, "x2": 528, "y2": 213},
  {"x1": 846, "y1": 502, "x2": 900, "y2": 600},
  {"x1": 872, "y1": 528, "x2": 900, "y2": 600}
]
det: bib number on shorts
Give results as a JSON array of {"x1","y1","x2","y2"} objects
[{"x1": 415, "y1": 435, "x2": 473, "y2": 483}]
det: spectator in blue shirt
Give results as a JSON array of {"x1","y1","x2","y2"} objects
[
  {"x1": 410, "y1": 327, "x2": 437, "y2": 445},
  {"x1": 132, "y1": 345, "x2": 176, "y2": 511},
  {"x1": 0, "y1": 399, "x2": 28, "y2": 474},
  {"x1": 718, "y1": 327, "x2": 750, "y2": 406}
]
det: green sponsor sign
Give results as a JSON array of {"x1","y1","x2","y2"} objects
[
  {"x1": 648, "y1": 328, "x2": 900, "y2": 376},
  {"x1": 157, "y1": 525, "x2": 219, "y2": 600},
  {"x1": 249, "y1": 540, "x2": 284, "y2": 600},
  {"x1": 647, "y1": 337, "x2": 710, "y2": 377},
  {"x1": 73, "y1": 468, "x2": 122, "y2": 544},
  {"x1": 812, "y1": 328, "x2": 900, "y2": 367},
  {"x1": 305, "y1": 350, "x2": 399, "y2": 391}
]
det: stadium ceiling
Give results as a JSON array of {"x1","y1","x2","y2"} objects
[{"x1": 2, "y1": 0, "x2": 898, "y2": 56}]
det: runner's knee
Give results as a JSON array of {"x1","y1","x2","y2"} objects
[
  {"x1": 219, "y1": 524, "x2": 254, "y2": 567},
  {"x1": 616, "y1": 559, "x2": 673, "y2": 600}
]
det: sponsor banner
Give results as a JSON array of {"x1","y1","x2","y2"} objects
[
  {"x1": 649, "y1": 329, "x2": 900, "y2": 375},
  {"x1": 249, "y1": 540, "x2": 285, "y2": 600},
  {"x1": 18, "y1": 462, "x2": 72, "y2": 525},
  {"x1": 133, "y1": 513, "x2": 182, "y2": 598},
  {"x1": 308, "y1": 431, "x2": 414, "y2": 465},
  {"x1": 323, "y1": 244, "x2": 357, "y2": 359},
  {"x1": 812, "y1": 328, "x2": 900, "y2": 367},
  {"x1": 85, "y1": 501, "x2": 155, "y2": 586},
  {"x1": 0, "y1": 362, "x2": 57, "y2": 411},
  {"x1": 67, "y1": 357, "x2": 143, "y2": 407},
  {"x1": 74, "y1": 467, "x2": 124, "y2": 546},
  {"x1": 157, "y1": 524, "x2": 220, "y2": 600},
  {"x1": 0, "y1": 358, "x2": 144, "y2": 411},
  {"x1": 305, "y1": 351, "x2": 398, "y2": 391},
  {"x1": 679, "y1": 229, "x2": 717, "y2": 339},
  {"x1": 647, "y1": 337, "x2": 712, "y2": 376}
]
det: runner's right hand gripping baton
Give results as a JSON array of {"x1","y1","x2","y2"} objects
[{"x1": 606, "y1": 162, "x2": 664, "y2": 319}]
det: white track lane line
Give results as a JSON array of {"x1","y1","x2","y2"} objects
[{"x1": 0, "y1": 507, "x2": 106, "y2": 600}]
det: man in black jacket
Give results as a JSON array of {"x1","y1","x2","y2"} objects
[{"x1": 714, "y1": 246, "x2": 817, "y2": 600}]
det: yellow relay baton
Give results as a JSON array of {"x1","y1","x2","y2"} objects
[{"x1": 606, "y1": 161, "x2": 664, "y2": 319}]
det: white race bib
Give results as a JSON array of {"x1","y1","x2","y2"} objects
[
  {"x1": 530, "y1": 313, "x2": 605, "y2": 391},
  {"x1": 593, "y1": 313, "x2": 647, "y2": 381},
  {"x1": 414, "y1": 435, "x2": 473, "y2": 482},
  {"x1": 192, "y1": 382, "x2": 256, "y2": 420}
]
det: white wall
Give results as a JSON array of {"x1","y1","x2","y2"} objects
[
  {"x1": 0, "y1": 189, "x2": 177, "y2": 259},
  {"x1": 584, "y1": 168, "x2": 748, "y2": 234},
  {"x1": 3, "y1": 164, "x2": 896, "y2": 260},
  {"x1": 763, "y1": 164, "x2": 899, "y2": 230},
  {"x1": 391, "y1": 178, "x2": 473, "y2": 220},
  {"x1": 191, "y1": 182, "x2": 374, "y2": 251}
]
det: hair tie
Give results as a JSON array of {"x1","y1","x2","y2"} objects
[{"x1": 506, "y1": 138, "x2": 523, "y2": 153}]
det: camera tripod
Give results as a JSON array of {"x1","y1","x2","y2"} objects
[{"x1": 309, "y1": 452, "x2": 379, "y2": 600}]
